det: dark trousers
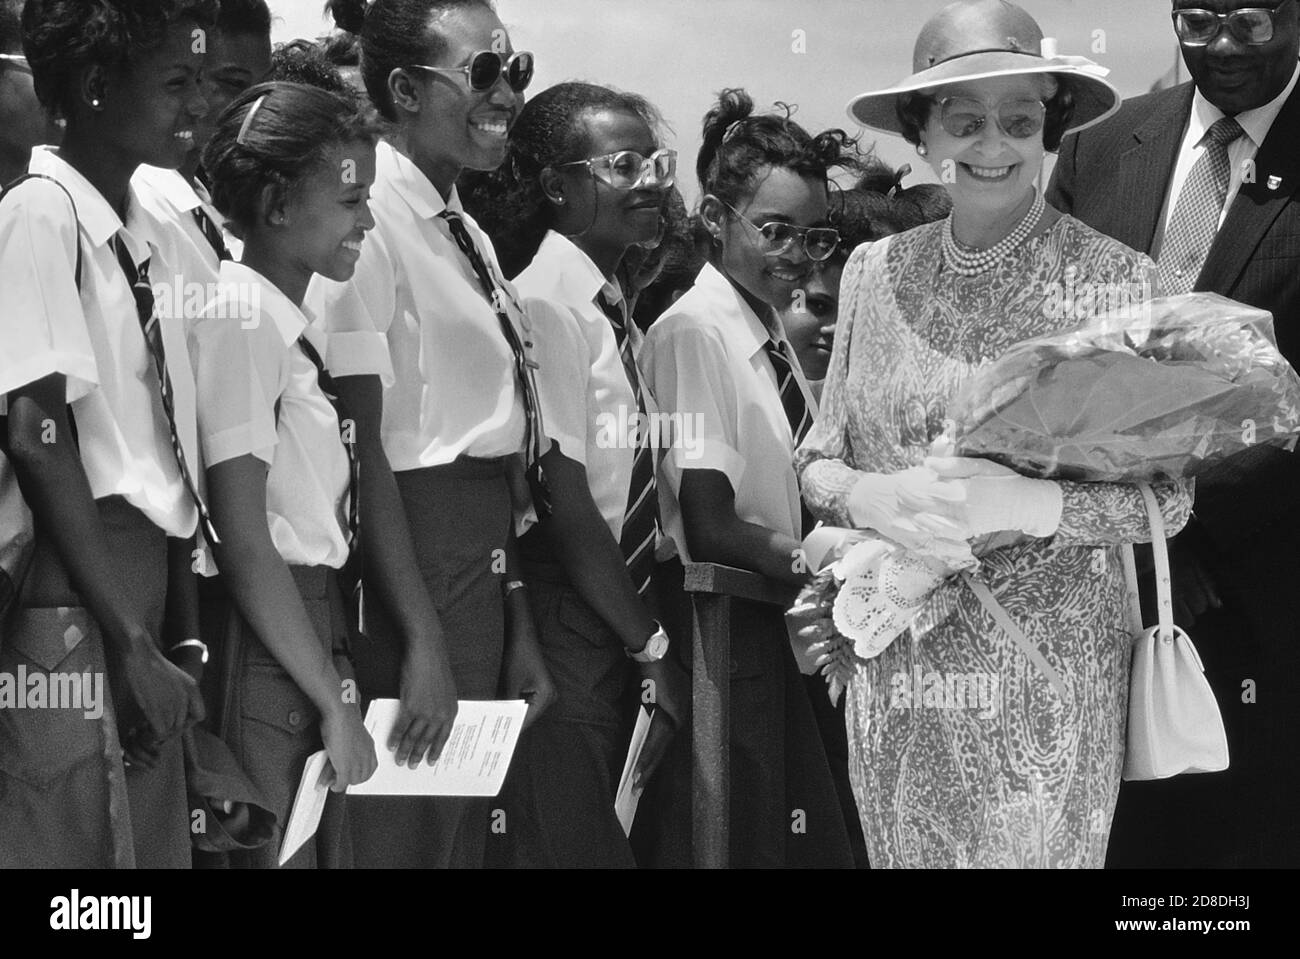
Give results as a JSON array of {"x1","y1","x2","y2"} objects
[
  {"x1": 487, "y1": 529, "x2": 637, "y2": 868},
  {"x1": 632, "y1": 559, "x2": 855, "y2": 868},
  {"x1": 217, "y1": 565, "x2": 355, "y2": 869},
  {"x1": 0, "y1": 495, "x2": 188, "y2": 868},
  {"x1": 347, "y1": 457, "x2": 512, "y2": 869}
]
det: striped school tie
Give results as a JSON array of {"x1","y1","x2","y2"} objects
[
  {"x1": 1159, "y1": 116, "x2": 1244, "y2": 295},
  {"x1": 762, "y1": 337, "x2": 812, "y2": 446},
  {"x1": 111, "y1": 235, "x2": 221, "y2": 545},
  {"x1": 294, "y1": 334, "x2": 359, "y2": 544},
  {"x1": 437, "y1": 210, "x2": 550, "y2": 516},
  {"x1": 192, "y1": 206, "x2": 232, "y2": 262},
  {"x1": 598, "y1": 291, "x2": 659, "y2": 596}
]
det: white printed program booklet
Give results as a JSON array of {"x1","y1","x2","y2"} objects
[
  {"x1": 279, "y1": 749, "x2": 331, "y2": 866},
  {"x1": 348, "y1": 698, "x2": 528, "y2": 797}
]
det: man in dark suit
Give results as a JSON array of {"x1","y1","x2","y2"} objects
[{"x1": 1048, "y1": 0, "x2": 1300, "y2": 868}]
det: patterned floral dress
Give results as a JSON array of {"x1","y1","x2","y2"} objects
[{"x1": 795, "y1": 214, "x2": 1193, "y2": 868}]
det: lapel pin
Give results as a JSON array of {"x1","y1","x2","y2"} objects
[{"x1": 1268, "y1": 175, "x2": 1283, "y2": 191}]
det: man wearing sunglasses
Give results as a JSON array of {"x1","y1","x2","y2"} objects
[
  {"x1": 1, "y1": 1, "x2": 61, "y2": 184},
  {"x1": 1048, "y1": 0, "x2": 1300, "y2": 869}
]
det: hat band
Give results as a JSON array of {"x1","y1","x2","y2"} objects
[{"x1": 927, "y1": 46, "x2": 1044, "y2": 69}]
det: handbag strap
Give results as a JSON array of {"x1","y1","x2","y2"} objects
[
  {"x1": 1135, "y1": 482, "x2": 1174, "y2": 640},
  {"x1": 961, "y1": 571, "x2": 1069, "y2": 700}
]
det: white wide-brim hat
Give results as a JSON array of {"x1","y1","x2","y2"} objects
[{"x1": 846, "y1": 0, "x2": 1121, "y2": 138}]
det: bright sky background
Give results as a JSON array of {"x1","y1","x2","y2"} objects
[{"x1": 269, "y1": 0, "x2": 1184, "y2": 201}]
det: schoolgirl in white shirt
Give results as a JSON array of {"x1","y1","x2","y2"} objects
[
  {"x1": 639, "y1": 89, "x2": 857, "y2": 868},
  {"x1": 461, "y1": 80, "x2": 690, "y2": 867},
  {"x1": 308, "y1": 0, "x2": 554, "y2": 869},
  {"x1": 0, "y1": 0, "x2": 215, "y2": 869},
  {"x1": 190, "y1": 81, "x2": 381, "y2": 867}
]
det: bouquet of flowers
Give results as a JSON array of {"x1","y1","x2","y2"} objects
[
  {"x1": 948, "y1": 293, "x2": 1300, "y2": 481},
  {"x1": 792, "y1": 293, "x2": 1300, "y2": 701}
]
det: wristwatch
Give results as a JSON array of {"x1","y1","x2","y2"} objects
[{"x1": 627, "y1": 621, "x2": 670, "y2": 663}]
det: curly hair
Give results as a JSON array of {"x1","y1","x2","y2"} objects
[
  {"x1": 271, "y1": 39, "x2": 353, "y2": 96},
  {"x1": 22, "y1": 0, "x2": 218, "y2": 119},
  {"x1": 459, "y1": 80, "x2": 665, "y2": 280},
  {"x1": 218, "y1": 0, "x2": 271, "y2": 37},
  {"x1": 201, "y1": 81, "x2": 385, "y2": 237},
  {"x1": 827, "y1": 157, "x2": 953, "y2": 259},
  {"x1": 894, "y1": 75, "x2": 1076, "y2": 153},
  {"x1": 697, "y1": 87, "x2": 863, "y2": 206},
  {"x1": 329, "y1": 0, "x2": 493, "y2": 121}
]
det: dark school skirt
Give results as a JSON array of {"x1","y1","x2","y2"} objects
[
  {"x1": 630, "y1": 557, "x2": 855, "y2": 868},
  {"x1": 215, "y1": 564, "x2": 356, "y2": 869},
  {"x1": 486, "y1": 527, "x2": 638, "y2": 868},
  {"x1": 347, "y1": 455, "x2": 512, "y2": 869},
  {"x1": 0, "y1": 495, "x2": 189, "y2": 869}
]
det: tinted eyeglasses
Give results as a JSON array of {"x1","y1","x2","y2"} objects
[
  {"x1": 937, "y1": 96, "x2": 1046, "y2": 139},
  {"x1": 1173, "y1": 0, "x2": 1294, "y2": 45},
  {"x1": 558, "y1": 148, "x2": 677, "y2": 190},
  {"x1": 408, "y1": 50, "x2": 534, "y2": 93},
  {"x1": 721, "y1": 200, "x2": 840, "y2": 262}
]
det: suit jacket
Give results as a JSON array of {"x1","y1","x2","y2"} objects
[{"x1": 1048, "y1": 81, "x2": 1300, "y2": 552}]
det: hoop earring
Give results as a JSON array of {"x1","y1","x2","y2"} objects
[{"x1": 916, "y1": 142, "x2": 928, "y2": 157}]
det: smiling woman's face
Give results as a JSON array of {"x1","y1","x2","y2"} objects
[{"x1": 919, "y1": 74, "x2": 1050, "y2": 219}]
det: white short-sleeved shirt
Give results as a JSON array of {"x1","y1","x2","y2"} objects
[
  {"x1": 132, "y1": 165, "x2": 243, "y2": 314},
  {"x1": 514, "y1": 230, "x2": 662, "y2": 541},
  {"x1": 188, "y1": 261, "x2": 351, "y2": 570},
  {"x1": 0, "y1": 146, "x2": 198, "y2": 538},
  {"x1": 305, "y1": 140, "x2": 531, "y2": 471},
  {"x1": 641, "y1": 262, "x2": 819, "y2": 563}
]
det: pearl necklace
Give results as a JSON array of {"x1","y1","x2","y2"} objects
[{"x1": 941, "y1": 192, "x2": 1046, "y2": 277}]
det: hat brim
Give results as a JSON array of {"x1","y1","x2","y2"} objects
[{"x1": 846, "y1": 52, "x2": 1121, "y2": 139}]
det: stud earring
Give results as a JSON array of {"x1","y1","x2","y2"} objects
[
  {"x1": 91, "y1": 98, "x2": 101, "y2": 108},
  {"x1": 916, "y1": 142, "x2": 928, "y2": 157}
]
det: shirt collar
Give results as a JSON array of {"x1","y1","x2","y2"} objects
[
  {"x1": 134, "y1": 164, "x2": 203, "y2": 214},
  {"x1": 530, "y1": 229, "x2": 617, "y2": 309},
  {"x1": 1189, "y1": 60, "x2": 1300, "y2": 150},
  {"x1": 694, "y1": 261, "x2": 784, "y2": 360},
  {"x1": 218, "y1": 260, "x2": 308, "y2": 347},
  {"x1": 380, "y1": 140, "x2": 462, "y2": 220},
  {"x1": 28, "y1": 146, "x2": 153, "y2": 260}
]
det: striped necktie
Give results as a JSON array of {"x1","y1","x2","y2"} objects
[
  {"x1": 762, "y1": 337, "x2": 812, "y2": 446},
  {"x1": 1159, "y1": 116, "x2": 1245, "y2": 295},
  {"x1": 598, "y1": 291, "x2": 659, "y2": 596},
  {"x1": 437, "y1": 210, "x2": 550, "y2": 516},
  {"x1": 294, "y1": 334, "x2": 359, "y2": 544},
  {"x1": 192, "y1": 206, "x2": 232, "y2": 263},
  {"x1": 111, "y1": 235, "x2": 220, "y2": 545}
]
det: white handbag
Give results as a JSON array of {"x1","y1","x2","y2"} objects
[{"x1": 1120, "y1": 483, "x2": 1229, "y2": 781}]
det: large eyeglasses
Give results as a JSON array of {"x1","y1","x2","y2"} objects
[
  {"x1": 0, "y1": 53, "x2": 31, "y2": 75},
  {"x1": 721, "y1": 200, "x2": 840, "y2": 262},
  {"x1": 1173, "y1": 0, "x2": 1294, "y2": 46},
  {"x1": 407, "y1": 50, "x2": 534, "y2": 93},
  {"x1": 558, "y1": 148, "x2": 677, "y2": 190},
  {"x1": 937, "y1": 96, "x2": 1046, "y2": 139}
]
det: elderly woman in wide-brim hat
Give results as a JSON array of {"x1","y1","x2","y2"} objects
[{"x1": 795, "y1": 0, "x2": 1193, "y2": 868}]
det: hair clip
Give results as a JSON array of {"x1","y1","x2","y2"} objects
[
  {"x1": 722, "y1": 119, "x2": 745, "y2": 143},
  {"x1": 888, "y1": 163, "x2": 911, "y2": 198},
  {"x1": 236, "y1": 93, "x2": 271, "y2": 146}
]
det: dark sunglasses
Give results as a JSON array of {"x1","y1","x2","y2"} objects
[
  {"x1": 721, "y1": 200, "x2": 840, "y2": 262},
  {"x1": 407, "y1": 50, "x2": 534, "y2": 93},
  {"x1": 1173, "y1": 0, "x2": 1294, "y2": 46},
  {"x1": 936, "y1": 96, "x2": 1046, "y2": 139}
]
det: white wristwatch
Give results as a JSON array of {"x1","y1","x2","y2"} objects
[{"x1": 627, "y1": 621, "x2": 670, "y2": 663}]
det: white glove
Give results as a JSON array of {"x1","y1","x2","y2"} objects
[
  {"x1": 847, "y1": 468, "x2": 971, "y2": 562},
  {"x1": 902, "y1": 456, "x2": 1063, "y2": 538}
]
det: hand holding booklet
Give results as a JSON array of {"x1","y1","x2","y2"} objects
[{"x1": 347, "y1": 698, "x2": 528, "y2": 797}]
